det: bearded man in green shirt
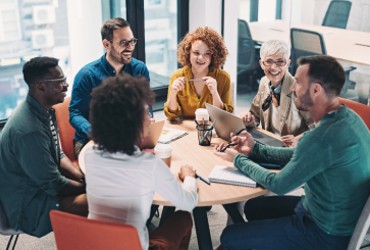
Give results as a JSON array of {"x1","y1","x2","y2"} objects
[{"x1": 215, "y1": 55, "x2": 370, "y2": 250}]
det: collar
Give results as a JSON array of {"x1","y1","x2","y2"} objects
[{"x1": 26, "y1": 95, "x2": 53, "y2": 121}]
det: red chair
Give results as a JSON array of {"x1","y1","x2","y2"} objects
[
  {"x1": 50, "y1": 210, "x2": 142, "y2": 250},
  {"x1": 339, "y1": 98, "x2": 370, "y2": 130},
  {"x1": 53, "y1": 97, "x2": 79, "y2": 168}
]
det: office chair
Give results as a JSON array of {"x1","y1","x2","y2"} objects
[
  {"x1": 52, "y1": 97, "x2": 79, "y2": 168},
  {"x1": 237, "y1": 19, "x2": 263, "y2": 91},
  {"x1": 347, "y1": 192, "x2": 370, "y2": 250},
  {"x1": 290, "y1": 28, "x2": 356, "y2": 94},
  {"x1": 339, "y1": 97, "x2": 370, "y2": 130},
  {"x1": 322, "y1": 0, "x2": 352, "y2": 29},
  {"x1": 50, "y1": 210, "x2": 142, "y2": 250},
  {"x1": 0, "y1": 203, "x2": 22, "y2": 250}
]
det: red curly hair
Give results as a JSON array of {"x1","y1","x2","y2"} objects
[{"x1": 177, "y1": 26, "x2": 228, "y2": 70}]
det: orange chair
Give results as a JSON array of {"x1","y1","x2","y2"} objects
[
  {"x1": 339, "y1": 98, "x2": 370, "y2": 130},
  {"x1": 50, "y1": 210, "x2": 142, "y2": 250},
  {"x1": 53, "y1": 97, "x2": 79, "y2": 168}
]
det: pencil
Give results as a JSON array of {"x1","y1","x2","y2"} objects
[{"x1": 195, "y1": 173, "x2": 211, "y2": 185}]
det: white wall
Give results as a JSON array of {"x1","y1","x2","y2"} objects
[{"x1": 66, "y1": 0, "x2": 103, "y2": 79}]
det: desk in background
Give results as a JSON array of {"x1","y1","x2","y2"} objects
[{"x1": 249, "y1": 20, "x2": 370, "y2": 66}]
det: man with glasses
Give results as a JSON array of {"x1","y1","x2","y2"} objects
[
  {"x1": 242, "y1": 39, "x2": 313, "y2": 147},
  {"x1": 69, "y1": 17, "x2": 150, "y2": 157},
  {"x1": 0, "y1": 57, "x2": 88, "y2": 237}
]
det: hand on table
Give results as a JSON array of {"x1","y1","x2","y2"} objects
[
  {"x1": 178, "y1": 164, "x2": 196, "y2": 182},
  {"x1": 281, "y1": 134, "x2": 302, "y2": 147},
  {"x1": 241, "y1": 112, "x2": 256, "y2": 127}
]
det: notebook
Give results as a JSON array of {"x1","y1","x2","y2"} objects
[
  {"x1": 205, "y1": 103, "x2": 284, "y2": 147},
  {"x1": 140, "y1": 120, "x2": 165, "y2": 149},
  {"x1": 158, "y1": 127, "x2": 188, "y2": 144},
  {"x1": 208, "y1": 165, "x2": 257, "y2": 188}
]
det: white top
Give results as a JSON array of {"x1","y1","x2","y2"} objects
[{"x1": 84, "y1": 147, "x2": 198, "y2": 250}]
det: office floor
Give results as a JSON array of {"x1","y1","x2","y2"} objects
[{"x1": 1, "y1": 85, "x2": 369, "y2": 250}]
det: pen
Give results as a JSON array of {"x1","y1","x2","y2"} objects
[
  {"x1": 187, "y1": 78, "x2": 204, "y2": 82},
  {"x1": 220, "y1": 142, "x2": 237, "y2": 152},
  {"x1": 195, "y1": 173, "x2": 211, "y2": 185},
  {"x1": 199, "y1": 120, "x2": 216, "y2": 145}
]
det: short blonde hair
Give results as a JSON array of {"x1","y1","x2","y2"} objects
[
  {"x1": 177, "y1": 26, "x2": 228, "y2": 70},
  {"x1": 260, "y1": 40, "x2": 290, "y2": 60}
]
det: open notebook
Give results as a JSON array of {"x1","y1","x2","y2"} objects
[{"x1": 208, "y1": 165, "x2": 257, "y2": 188}]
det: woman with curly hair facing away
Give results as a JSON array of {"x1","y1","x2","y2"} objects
[
  {"x1": 84, "y1": 74, "x2": 198, "y2": 250},
  {"x1": 164, "y1": 26, "x2": 234, "y2": 120}
]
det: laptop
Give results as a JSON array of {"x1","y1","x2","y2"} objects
[
  {"x1": 140, "y1": 120, "x2": 165, "y2": 149},
  {"x1": 205, "y1": 103, "x2": 284, "y2": 147}
]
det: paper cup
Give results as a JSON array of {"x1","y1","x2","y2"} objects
[
  {"x1": 154, "y1": 144, "x2": 172, "y2": 167},
  {"x1": 195, "y1": 108, "x2": 209, "y2": 123}
]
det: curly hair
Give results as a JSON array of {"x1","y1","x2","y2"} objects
[
  {"x1": 177, "y1": 26, "x2": 228, "y2": 70},
  {"x1": 89, "y1": 75, "x2": 154, "y2": 155}
]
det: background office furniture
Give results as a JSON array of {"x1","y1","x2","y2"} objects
[
  {"x1": 0, "y1": 204, "x2": 22, "y2": 250},
  {"x1": 347, "y1": 193, "x2": 370, "y2": 250},
  {"x1": 339, "y1": 97, "x2": 370, "y2": 129},
  {"x1": 50, "y1": 210, "x2": 141, "y2": 250},
  {"x1": 290, "y1": 28, "x2": 356, "y2": 95},
  {"x1": 322, "y1": 0, "x2": 352, "y2": 29},
  {"x1": 237, "y1": 19, "x2": 263, "y2": 91},
  {"x1": 53, "y1": 97, "x2": 79, "y2": 168}
]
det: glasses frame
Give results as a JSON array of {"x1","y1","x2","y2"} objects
[
  {"x1": 40, "y1": 77, "x2": 67, "y2": 84},
  {"x1": 262, "y1": 59, "x2": 287, "y2": 67},
  {"x1": 110, "y1": 38, "x2": 138, "y2": 48}
]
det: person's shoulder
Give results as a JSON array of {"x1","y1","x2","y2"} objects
[
  {"x1": 170, "y1": 67, "x2": 187, "y2": 78},
  {"x1": 130, "y1": 57, "x2": 147, "y2": 68}
]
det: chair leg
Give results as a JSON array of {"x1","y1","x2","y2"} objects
[{"x1": 6, "y1": 234, "x2": 19, "y2": 250}]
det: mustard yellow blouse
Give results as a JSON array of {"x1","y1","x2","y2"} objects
[{"x1": 164, "y1": 66, "x2": 234, "y2": 119}]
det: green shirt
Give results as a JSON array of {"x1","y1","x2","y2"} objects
[
  {"x1": 0, "y1": 95, "x2": 68, "y2": 237},
  {"x1": 234, "y1": 105, "x2": 370, "y2": 236}
]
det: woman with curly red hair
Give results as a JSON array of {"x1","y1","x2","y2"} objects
[{"x1": 164, "y1": 26, "x2": 234, "y2": 120}]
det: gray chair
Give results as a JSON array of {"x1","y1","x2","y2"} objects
[
  {"x1": 237, "y1": 19, "x2": 263, "y2": 91},
  {"x1": 290, "y1": 28, "x2": 356, "y2": 94},
  {"x1": 0, "y1": 203, "x2": 21, "y2": 250},
  {"x1": 347, "y1": 193, "x2": 370, "y2": 250},
  {"x1": 322, "y1": 0, "x2": 352, "y2": 29}
]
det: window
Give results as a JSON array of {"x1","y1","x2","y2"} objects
[{"x1": 0, "y1": 0, "x2": 72, "y2": 122}]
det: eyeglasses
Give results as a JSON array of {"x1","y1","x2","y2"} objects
[
  {"x1": 41, "y1": 77, "x2": 67, "y2": 84},
  {"x1": 110, "y1": 38, "x2": 138, "y2": 48},
  {"x1": 262, "y1": 59, "x2": 287, "y2": 67}
]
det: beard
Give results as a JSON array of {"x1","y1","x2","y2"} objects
[
  {"x1": 109, "y1": 46, "x2": 132, "y2": 65},
  {"x1": 295, "y1": 90, "x2": 314, "y2": 111}
]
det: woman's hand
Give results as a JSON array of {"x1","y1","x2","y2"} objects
[
  {"x1": 241, "y1": 112, "x2": 256, "y2": 127},
  {"x1": 171, "y1": 77, "x2": 186, "y2": 94},
  {"x1": 179, "y1": 164, "x2": 196, "y2": 181}
]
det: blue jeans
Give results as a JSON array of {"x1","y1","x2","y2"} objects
[{"x1": 221, "y1": 196, "x2": 350, "y2": 250}]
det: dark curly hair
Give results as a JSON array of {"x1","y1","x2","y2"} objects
[
  {"x1": 177, "y1": 26, "x2": 228, "y2": 70},
  {"x1": 89, "y1": 75, "x2": 154, "y2": 155}
]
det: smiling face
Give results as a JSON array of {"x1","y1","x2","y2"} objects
[
  {"x1": 105, "y1": 26, "x2": 135, "y2": 65},
  {"x1": 41, "y1": 66, "x2": 68, "y2": 107},
  {"x1": 260, "y1": 52, "x2": 290, "y2": 86},
  {"x1": 189, "y1": 40, "x2": 212, "y2": 73}
]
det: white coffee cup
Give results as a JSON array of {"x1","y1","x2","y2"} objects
[
  {"x1": 195, "y1": 108, "x2": 209, "y2": 123},
  {"x1": 154, "y1": 144, "x2": 172, "y2": 167}
]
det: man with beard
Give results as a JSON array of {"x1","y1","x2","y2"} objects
[
  {"x1": 214, "y1": 55, "x2": 370, "y2": 250},
  {"x1": 69, "y1": 17, "x2": 150, "y2": 157},
  {"x1": 0, "y1": 57, "x2": 87, "y2": 237}
]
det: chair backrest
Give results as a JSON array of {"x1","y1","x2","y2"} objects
[
  {"x1": 322, "y1": 0, "x2": 352, "y2": 29},
  {"x1": 339, "y1": 98, "x2": 370, "y2": 130},
  {"x1": 53, "y1": 97, "x2": 78, "y2": 166},
  {"x1": 237, "y1": 19, "x2": 256, "y2": 72},
  {"x1": 290, "y1": 28, "x2": 326, "y2": 75},
  {"x1": 50, "y1": 210, "x2": 142, "y2": 250},
  {"x1": 347, "y1": 193, "x2": 370, "y2": 250}
]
